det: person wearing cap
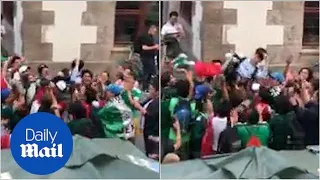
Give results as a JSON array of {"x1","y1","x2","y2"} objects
[
  {"x1": 269, "y1": 72, "x2": 284, "y2": 98},
  {"x1": 194, "y1": 84, "x2": 214, "y2": 101},
  {"x1": 99, "y1": 84, "x2": 134, "y2": 139},
  {"x1": 1, "y1": 88, "x2": 11, "y2": 103},
  {"x1": 105, "y1": 84, "x2": 123, "y2": 99},
  {"x1": 270, "y1": 72, "x2": 285, "y2": 85},
  {"x1": 194, "y1": 84, "x2": 214, "y2": 115},
  {"x1": 189, "y1": 84, "x2": 214, "y2": 158}
]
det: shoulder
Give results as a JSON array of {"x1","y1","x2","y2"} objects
[
  {"x1": 176, "y1": 23, "x2": 184, "y2": 29},
  {"x1": 161, "y1": 22, "x2": 170, "y2": 28}
]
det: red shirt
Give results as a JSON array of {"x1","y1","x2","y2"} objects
[
  {"x1": 81, "y1": 101, "x2": 91, "y2": 118},
  {"x1": 1, "y1": 75, "x2": 8, "y2": 90},
  {"x1": 1, "y1": 133, "x2": 10, "y2": 149}
]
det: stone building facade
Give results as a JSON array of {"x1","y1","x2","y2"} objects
[
  {"x1": 1, "y1": 1, "x2": 159, "y2": 75},
  {"x1": 162, "y1": 1, "x2": 319, "y2": 70}
]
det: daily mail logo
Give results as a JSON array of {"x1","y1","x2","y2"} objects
[
  {"x1": 10, "y1": 113, "x2": 73, "y2": 175},
  {"x1": 20, "y1": 129, "x2": 63, "y2": 158}
]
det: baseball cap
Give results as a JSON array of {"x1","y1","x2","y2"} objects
[
  {"x1": 1, "y1": 88, "x2": 11, "y2": 102},
  {"x1": 18, "y1": 65, "x2": 30, "y2": 74},
  {"x1": 194, "y1": 84, "x2": 213, "y2": 100},
  {"x1": 270, "y1": 72, "x2": 285, "y2": 83},
  {"x1": 106, "y1": 84, "x2": 123, "y2": 96}
]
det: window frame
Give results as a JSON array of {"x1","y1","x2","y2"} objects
[
  {"x1": 114, "y1": 2, "x2": 148, "y2": 45},
  {"x1": 302, "y1": 2, "x2": 319, "y2": 48}
]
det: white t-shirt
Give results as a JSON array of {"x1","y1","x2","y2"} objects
[
  {"x1": 211, "y1": 116, "x2": 228, "y2": 151},
  {"x1": 161, "y1": 22, "x2": 184, "y2": 36}
]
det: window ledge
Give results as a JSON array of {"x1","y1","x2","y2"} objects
[
  {"x1": 300, "y1": 48, "x2": 319, "y2": 55},
  {"x1": 111, "y1": 47, "x2": 131, "y2": 52}
]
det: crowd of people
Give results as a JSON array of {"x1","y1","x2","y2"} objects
[
  {"x1": 160, "y1": 45, "x2": 319, "y2": 163},
  {"x1": 1, "y1": 23, "x2": 160, "y2": 160}
]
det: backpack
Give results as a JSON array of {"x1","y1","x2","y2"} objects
[
  {"x1": 170, "y1": 97, "x2": 195, "y2": 133},
  {"x1": 217, "y1": 125, "x2": 241, "y2": 154},
  {"x1": 190, "y1": 113, "x2": 207, "y2": 158},
  {"x1": 200, "y1": 115, "x2": 214, "y2": 157},
  {"x1": 245, "y1": 127, "x2": 262, "y2": 147}
]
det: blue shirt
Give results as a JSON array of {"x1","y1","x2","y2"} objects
[
  {"x1": 237, "y1": 59, "x2": 256, "y2": 79},
  {"x1": 237, "y1": 59, "x2": 268, "y2": 79}
]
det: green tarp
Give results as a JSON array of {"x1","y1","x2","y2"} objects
[
  {"x1": 1, "y1": 135, "x2": 160, "y2": 179},
  {"x1": 161, "y1": 147, "x2": 319, "y2": 179}
]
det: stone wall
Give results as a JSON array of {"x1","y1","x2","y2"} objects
[
  {"x1": 21, "y1": 1, "x2": 119, "y2": 76},
  {"x1": 202, "y1": 1, "x2": 236, "y2": 61},
  {"x1": 201, "y1": 1, "x2": 319, "y2": 68}
]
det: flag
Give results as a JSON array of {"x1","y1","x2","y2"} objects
[
  {"x1": 194, "y1": 62, "x2": 222, "y2": 77},
  {"x1": 172, "y1": 53, "x2": 195, "y2": 69},
  {"x1": 98, "y1": 96, "x2": 133, "y2": 139}
]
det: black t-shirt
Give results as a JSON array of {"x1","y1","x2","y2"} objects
[
  {"x1": 136, "y1": 33, "x2": 156, "y2": 59},
  {"x1": 161, "y1": 136, "x2": 174, "y2": 161},
  {"x1": 143, "y1": 97, "x2": 159, "y2": 136}
]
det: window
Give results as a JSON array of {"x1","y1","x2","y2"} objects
[
  {"x1": 114, "y1": 2, "x2": 146, "y2": 44},
  {"x1": 114, "y1": 2, "x2": 159, "y2": 44},
  {"x1": 1, "y1": 1, "x2": 14, "y2": 26},
  {"x1": 303, "y1": 1, "x2": 319, "y2": 47},
  {"x1": 180, "y1": 2, "x2": 192, "y2": 25}
]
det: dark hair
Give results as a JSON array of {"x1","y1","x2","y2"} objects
[
  {"x1": 169, "y1": 11, "x2": 179, "y2": 18},
  {"x1": 229, "y1": 93, "x2": 243, "y2": 108},
  {"x1": 247, "y1": 109, "x2": 259, "y2": 125},
  {"x1": 38, "y1": 94, "x2": 53, "y2": 113},
  {"x1": 71, "y1": 59, "x2": 84, "y2": 71},
  {"x1": 215, "y1": 101, "x2": 232, "y2": 118},
  {"x1": 175, "y1": 80, "x2": 190, "y2": 98},
  {"x1": 161, "y1": 71, "x2": 171, "y2": 87},
  {"x1": 205, "y1": 77, "x2": 213, "y2": 84},
  {"x1": 81, "y1": 69, "x2": 93, "y2": 78},
  {"x1": 102, "y1": 71, "x2": 109, "y2": 77},
  {"x1": 68, "y1": 101, "x2": 87, "y2": 119},
  {"x1": 255, "y1": 48, "x2": 267, "y2": 60},
  {"x1": 116, "y1": 72, "x2": 124, "y2": 80},
  {"x1": 9, "y1": 56, "x2": 21, "y2": 66},
  {"x1": 61, "y1": 68, "x2": 70, "y2": 77},
  {"x1": 37, "y1": 64, "x2": 48, "y2": 75},
  {"x1": 85, "y1": 87, "x2": 97, "y2": 104},
  {"x1": 148, "y1": 23, "x2": 158, "y2": 29},
  {"x1": 151, "y1": 76, "x2": 159, "y2": 91},
  {"x1": 126, "y1": 71, "x2": 136, "y2": 80},
  {"x1": 195, "y1": 100, "x2": 204, "y2": 113},
  {"x1": 211, "y1": 59, "x2": 222, "y2": 64},
  {"x1": 273, "y1": 95, "x2": 293, "y2": 115},
  {"x1": 39, "y1": 78, "x2": 51, "y2": 87},
  {"x1": 298, "y1": 67, "x2": 313, "y2": 82},
  {"x1": 259, "y1": 87, "x2": 273, "y2": 104}
]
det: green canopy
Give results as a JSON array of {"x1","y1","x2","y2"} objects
[
  {"x1": 1, "y1": 135, "x2": 160, "y2": 179},
  {"x1": 161, "y1": 147, "x2": 318, "y2": 179}
]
